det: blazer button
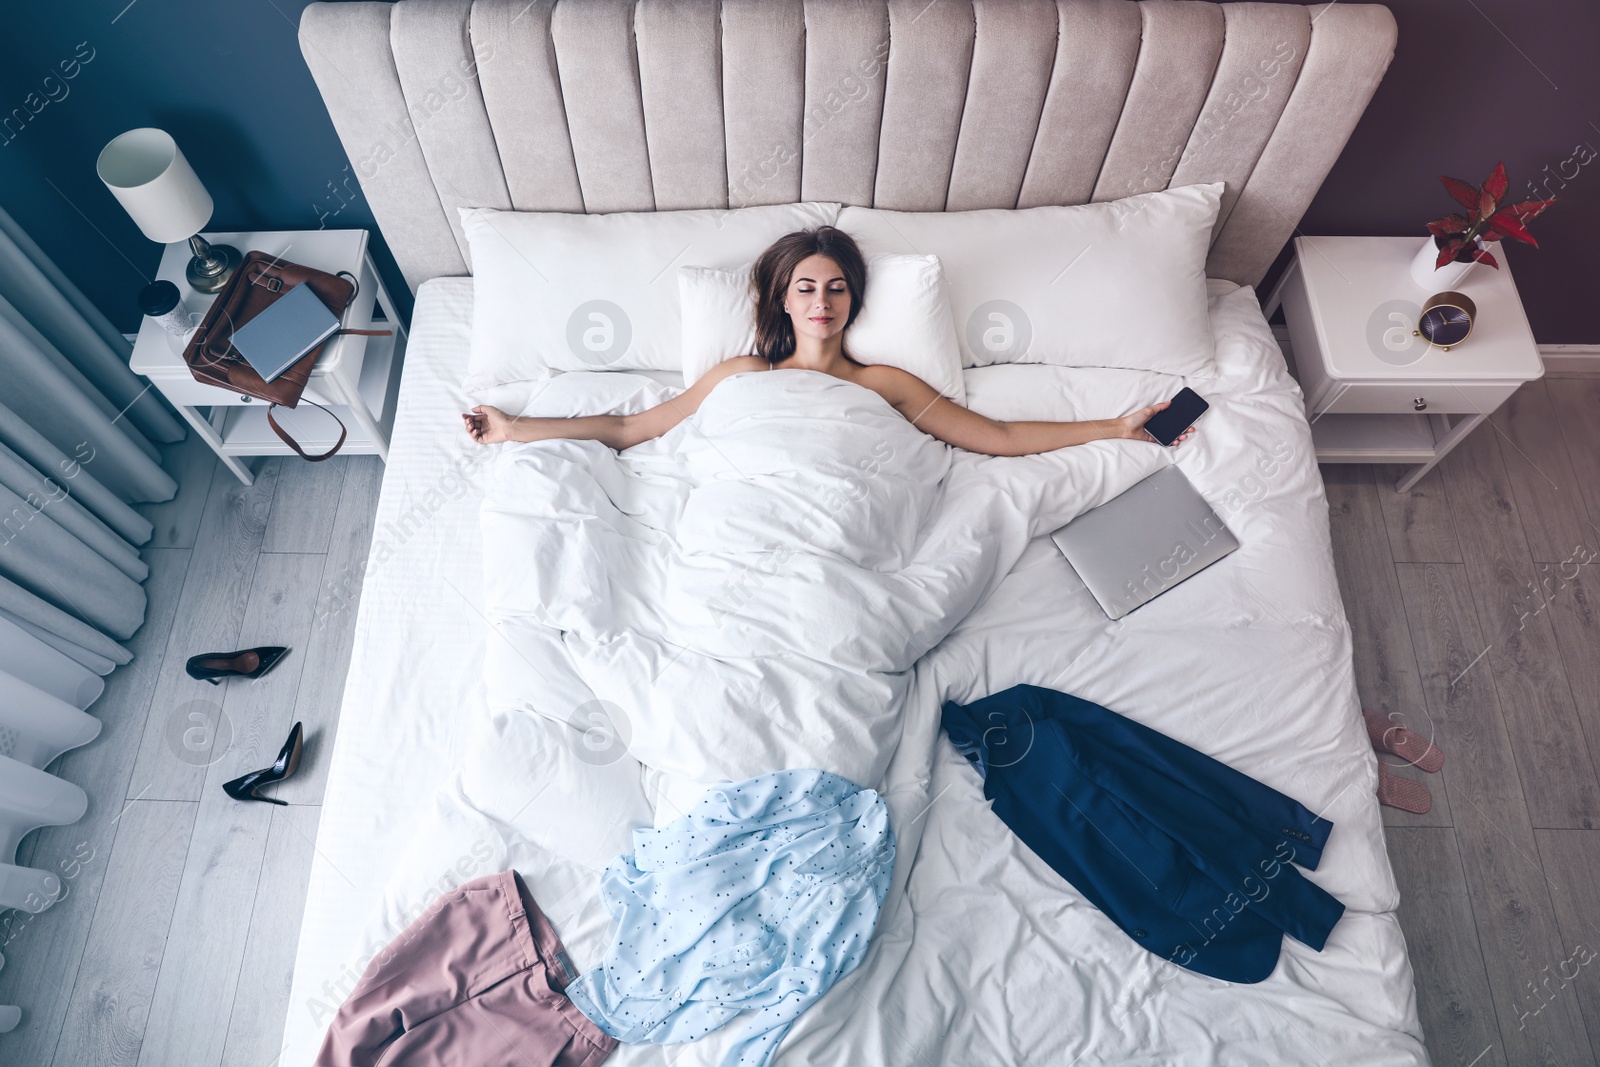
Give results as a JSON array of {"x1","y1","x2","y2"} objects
[{"x1": 1132, "y1": 929, "x2": 1148, "y2": 939}]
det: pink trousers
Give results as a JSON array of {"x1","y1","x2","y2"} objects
[{"x1": 316, "y1": 870, "x2": 616, "y2": 1067}]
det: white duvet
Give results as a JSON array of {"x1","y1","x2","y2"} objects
[
  {"x1": 480, "y1": 366, "x2": 1161, "y2": 796},
  {"x1": 282, "y1": 281, "x2": 1428, "y2": 1067}
]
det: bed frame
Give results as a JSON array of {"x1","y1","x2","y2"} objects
[
  {"x1": 299, "y1": 0, "x2": 1397, "y2": 295},
  {"x1": 286, "y1": 7, "x2": 1413, "y2": 1061}
]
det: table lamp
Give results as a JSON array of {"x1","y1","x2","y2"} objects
[{"x1": 96, "y1": 127, "x2": 240, "y2": 294}]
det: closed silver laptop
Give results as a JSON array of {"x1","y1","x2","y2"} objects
[{"x1": 1050, "y1": 465, "x2": 1239, "y2": 620}]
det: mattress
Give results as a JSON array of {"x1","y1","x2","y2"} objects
[{"x1": 281, "y1": 277, "x2": 1427, "y2": 1065}]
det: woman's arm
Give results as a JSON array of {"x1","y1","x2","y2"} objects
[
  {"x1": 463, "y1": 356, "x2": 768, "y2": 449},
  {"x1": 858, "y1": 365, "x2": 1193, "y2": 457}
]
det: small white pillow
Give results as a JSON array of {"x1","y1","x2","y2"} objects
[
  {"x1": 461, "y1": 202, "x2": 840, "y2": 388},
  {"x1": 678, "y1": 253, "x2": 967, "y2": 404},
  {"x1": 839, "y1": 183, "x2": 1223, "y2": 377}
]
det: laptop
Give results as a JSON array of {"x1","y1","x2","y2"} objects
[{"x1": 1051, "y1": 465, "x2": 1239, "y2": 620}]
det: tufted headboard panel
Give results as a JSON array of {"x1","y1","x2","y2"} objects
[{"x1": 298, "y1": 0, "x2": 1395, "y2": 293}]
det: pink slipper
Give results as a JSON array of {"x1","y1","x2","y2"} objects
[
  {"x1": 1376, "y1": 761, "x2": 1432, "y2": 814},
  {"x1": 1364, "y1": 709, "x2": 1444, "y2": 773}
]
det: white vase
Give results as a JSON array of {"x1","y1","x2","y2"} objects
[{"x1": 1410, "y1": 235, "x2": 1479, "y2": 290}]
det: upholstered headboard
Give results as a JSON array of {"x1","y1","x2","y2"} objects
[{"x1": 298, "y1": 0, "x2": 1395, "y2": 293}]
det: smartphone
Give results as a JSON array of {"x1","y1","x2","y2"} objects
[{"x1": 1142, "y1": 387, "x2": 1209, "y2": 446}]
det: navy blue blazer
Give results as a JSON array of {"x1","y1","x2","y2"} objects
[{"x1": 942, "y1": 685, "x2": 1344, "y2": 984}]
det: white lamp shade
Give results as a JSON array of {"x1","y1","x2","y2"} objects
[{"x1": 96, "y1": 128, "x2": 213, "y2": 243}]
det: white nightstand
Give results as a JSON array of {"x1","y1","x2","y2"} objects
[
  {"x1": 1263, "y1": 236, "x2": 1544, "y2": 492},
  {"x1": 130, "y1": 228, "x2": 407, "y2": 485}
]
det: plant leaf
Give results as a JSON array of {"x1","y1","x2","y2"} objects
[
  {"x1": 1479, "y1": 186, "x2": 1498, "y2": 220},
  {"x1": 1427, "y1": 213, "x2": 1471, "y2": 237},
  {"x1": 1483, "y1": 161, "x2": 1509, "y2": 203},
  {"x1": 1505, "y1": 197, "x2": 1557, "y2": 223},
  {"x1": 1470, "y1": 246, "x2": 1499, "y2": 268},
  {"x1": 1485, "y1": 208, "x2": 1539, "y2": 247},
  {"x1": 1436, "y1": 237, "x2": 1467, "y2": 269},
  {"x1": 1439, "y1": 175, "x2": 1483, "y2": 213}
]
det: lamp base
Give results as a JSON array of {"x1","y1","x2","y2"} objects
[{"x1": 185, "y1": 235, "x2": 241, "y2": 294}]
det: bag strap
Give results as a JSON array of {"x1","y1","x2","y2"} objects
[
  {"x1": 336, "y1": 269, "x2": 359, "y2": 307},
  {"x1": 262, "y1": 266, "x2": 379, "y2": 458},
  {"x1": 330, "y1": 270, "x2": 392, "y2": 340},
  {"x1": 267, "y1": 400, "x2": 347, "y2": 462}
]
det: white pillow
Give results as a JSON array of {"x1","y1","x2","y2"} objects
[
  {"x1": 678, "y1": 253, "x2": 967, "y2": 404},
  {"x1": 838, "y1": 183, "x2": 1223, "y2": 377},
  {"x1": 461, "y1": 202, "x2": 840, "y2": 387}
]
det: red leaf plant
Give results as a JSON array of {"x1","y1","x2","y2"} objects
[{"x1": 1426, "y1": 162, "x2": 1555, "y2": 270}]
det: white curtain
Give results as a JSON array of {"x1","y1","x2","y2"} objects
[{"x1": 0, "y1": 206, "x2": 179, "y2": 1031}]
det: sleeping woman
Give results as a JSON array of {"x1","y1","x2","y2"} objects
[{"x1": 462, "y1": 227, "x2": 1194, "y2": 455}]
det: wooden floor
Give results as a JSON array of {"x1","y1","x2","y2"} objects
[
  {"x1": 1326, "y1": 374, "x2": 1600, "y2": 1067},
  {"x1": 0, "y1": 441, "x2": 382, "y2": 1067},
  {"x1": 1, "y1": 375, "x2": 1597, "y2": 1066}
]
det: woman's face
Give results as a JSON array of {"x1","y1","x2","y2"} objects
[{"x1": 782, "y1": 253, "x2": 852, "y2": 344}]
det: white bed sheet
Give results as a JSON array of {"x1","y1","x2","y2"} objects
[{"x1": 281, "y1": 277, "x2": 1427, "y2": 1066}]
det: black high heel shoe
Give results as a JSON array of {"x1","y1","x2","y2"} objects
[
  {"x1": 223, "y1": 722, "x2": 304, "y2": 805},
  {"x1": 186, "y1": 646, "x2": 289, "y2": 684}
]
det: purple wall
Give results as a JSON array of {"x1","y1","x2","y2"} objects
[{"x1": 1281, "y1": 0, "x2": 1600, "y2": 343}]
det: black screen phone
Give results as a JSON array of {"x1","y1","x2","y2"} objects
[{"x1": 1142, "y1": 387, "x2": 1209, "y2": 446}]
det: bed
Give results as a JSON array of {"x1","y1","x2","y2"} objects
[{"x1": 286, "y1": 2, "x2": 1424, "y2": 1064}]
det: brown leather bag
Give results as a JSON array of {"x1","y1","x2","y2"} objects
[{"x1": 183, "y1": 250, "x2": 390, "y2": 460}]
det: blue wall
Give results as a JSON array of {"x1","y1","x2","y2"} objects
[
  {"x1": 1, "y1": 1, "x2": 1596, "y2": 342},
  {"x1": 0, "y1": 0, "x2": 408, "y2": 333}
]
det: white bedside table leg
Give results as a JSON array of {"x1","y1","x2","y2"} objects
[
  {"x1": 325, "y1": 371, "x2": 389, "y2": 461},
  {"x1": 1394, "y1": 412, "x2": 1484, "y2": 493},
  {"x1": 173, "y1": 404, "x2": 255, "y2": 485},
  {"x1": 1261, "y1": 258, "x2": 1301, "y2": 320},
  {"x1": 366, "y1": 252, "x2": 407, "y2": 340}
]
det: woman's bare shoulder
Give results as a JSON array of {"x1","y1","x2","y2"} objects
[
  {"x1": 682, "y1": 356, "x2": 770, "y2": 399},
  {"x1": 852, "y1": 362, "x2": 935, "y2": 401},
  {"x1": 701, "y1": 355, "x2": 770, "y2": 383}
]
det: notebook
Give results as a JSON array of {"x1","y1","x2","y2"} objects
[
  {"x1": 1050, "y1": 464, "x2": 1239, "y2": 620},
  {"x1": 229, "y1": 281, "x2": 342, "y2": 383}
]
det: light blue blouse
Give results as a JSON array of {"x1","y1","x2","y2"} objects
[{"x1": 565, "y1": 769, "x2": 895, "y2": 1067}]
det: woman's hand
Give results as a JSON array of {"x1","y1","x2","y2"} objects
[
  {"x1": 462, "y1": 405, "x2": 514, "y2": 444},
  {"x1": 1114, "y1": 402, "x2": 1196, "y2": 446}
]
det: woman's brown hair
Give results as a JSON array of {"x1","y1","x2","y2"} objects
[{"x1": 750, "y1": 227, "x2": 868, "y2": 365}]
